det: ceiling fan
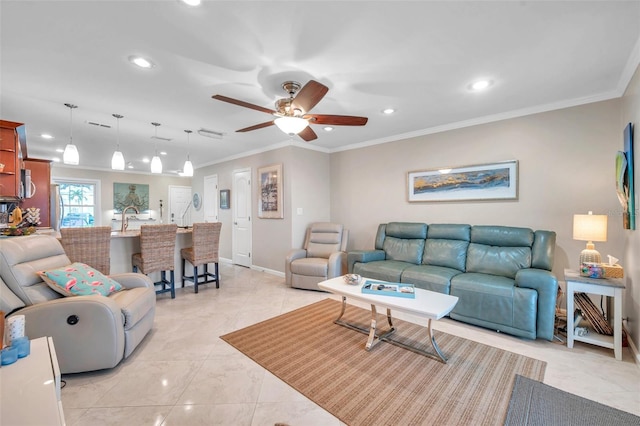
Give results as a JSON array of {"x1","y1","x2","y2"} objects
[{"x1": 212, "y1": 80, "x2": 368, "y2": 142}]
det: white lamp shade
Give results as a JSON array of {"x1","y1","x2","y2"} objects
[
  {"x1": 573, "y1": 212, "x2": 608, "y2": 242},
  {"x1": 183, "y1": 159, "x2": 194, "y2": 177},
  {"x1": 150, "y1": 155, "x2": 163, "y2": 174},
  {"x1": 63, "y1": 143, "x2": 79, "y2": 165},
  {"x1": 111, "y1": 151, "x2": 125, "y2": 170},
  {"x1": 274, "y1": 116, "x2": 308, "y2": 135}
]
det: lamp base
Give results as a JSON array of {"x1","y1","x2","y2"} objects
[{"x1": 579, "y1": 248, "x2": 601, "y2": 265}]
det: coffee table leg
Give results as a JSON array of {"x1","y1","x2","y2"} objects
[
  {"x1": 366, "y1": 304, "x2": 378, "y2": 350},
  {"x1": 428, "y1": 319, "x2": 447, "y2": 363}
]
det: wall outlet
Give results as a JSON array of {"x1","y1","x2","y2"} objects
[{"x1": 296, "y1": 208, "x2": 303, "y2": 215}]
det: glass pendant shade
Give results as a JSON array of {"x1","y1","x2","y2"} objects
[
  {"x1": 274, "y1": 116, "x2": 308, "y2": 135},
  {"x1": 183, "y1": 159, "x2": 194, "y2": 177},
  {"x1": 150, "y1": 155, "x2": 162, "y2": 174},
  {"x1": 63, "y1": 143, "x2": 79, "y2": 165},
  {"x1": 63, "y1": 103, "x2": 79, "y2": 165},
  {"x1": 111, "y1": 151, "x2": 125, "y2": 170}
]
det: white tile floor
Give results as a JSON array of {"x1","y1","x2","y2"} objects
[{"x1": 62, "y1": 264, "x2": 640, "y2": 425}]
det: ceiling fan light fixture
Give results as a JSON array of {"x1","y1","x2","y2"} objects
[{"x1": 274, "y1": 116, "x2": 308, "y2": 135}]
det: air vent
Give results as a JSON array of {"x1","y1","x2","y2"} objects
[
  {"x1": 151, "y1": 136, "x2": 172, "y2": 142},
  {"x1": 198, "y1": 128, "x2": 224, "y2": 139},
  {"x1": 86, "y1": 121, "x2": 111, "y2": 128}
]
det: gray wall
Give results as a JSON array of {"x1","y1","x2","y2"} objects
[
  {"x1": 621, "y1": 64, "x2": 640, "y2": 350},
  {"x1": 192, "y1": 145, "x2": 330, "y2": 273}
]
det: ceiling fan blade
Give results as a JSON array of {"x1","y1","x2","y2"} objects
[
  {"x1": 236, "y1": 121, "x2": 275, "y2": 132},
  {"x1": 306, "y1": 114, "x2": 368, "y2": 126},
  {"x1": 292, "y1": 80, "x2": 328, "y2": 113},
  {"x1": 212, "y1": 94, "x2": 276, "y2": 115},
  {"x1": 298, "y1": 126, "x2": 318, "y2": 142}
]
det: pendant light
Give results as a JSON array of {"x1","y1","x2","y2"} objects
[
  {"x1": 63, "y1": 103, "x2": 79, "y2": 165},
  {"x1": 182, "y1": 129, "x2": 194, "y2": 177},
  {"x1": 111, "y1": 114, "x2": 125, "y2": 170},
  {"x1": 150, "y1": 122, "x2": 162, "y2": 174}
]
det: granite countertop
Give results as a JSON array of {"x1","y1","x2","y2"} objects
[{"x1": 110, "y1": 227, "x2": 192, "y2": 238}]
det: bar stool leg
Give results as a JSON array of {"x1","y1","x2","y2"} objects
[
  {"x1": 181, "y1": 258, "x2": 186, "y2": 288},
  {"x1": 215, "y1": 263, "x2": 219, "y2": 288},
  {"x1": 194, "y1": 265, "x2": 199, "y2": 294}
]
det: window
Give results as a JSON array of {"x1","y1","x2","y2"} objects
[{"x1": 53, "y1": 178, "x2": 100, "y2": 228}]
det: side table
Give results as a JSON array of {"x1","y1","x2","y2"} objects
[
  {"x1": 564, "y1": 269, "x2": 625, "y2": 360},
  {"x1": 0, "y1": 336, "x2": 65, "y2": 425}
]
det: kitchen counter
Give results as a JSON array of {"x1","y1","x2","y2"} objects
[{"x1": 110, "y1": 227, "x2": 192, "y2": 238}]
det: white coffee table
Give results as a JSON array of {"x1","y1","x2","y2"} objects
[{"x1": 318, "y1": 276, "x2": 459, "y2": 363}]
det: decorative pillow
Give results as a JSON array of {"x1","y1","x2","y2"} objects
[{"x1": 38, "y1": 262, "x2": 123, "y2": 297}]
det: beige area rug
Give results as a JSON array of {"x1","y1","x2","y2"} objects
[{"x1": 220, "y1": 299, "x2": 546, "y2": 426}]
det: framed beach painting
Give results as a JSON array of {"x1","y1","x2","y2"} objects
[
  {"x1": 258, "y1": 163, "x2": 283, "y2": 218},
  {"x1": 407, "y1": 160, "x2": 518, "y2": 202}
]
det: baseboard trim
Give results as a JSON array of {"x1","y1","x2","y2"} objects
[{"x1": 624, "y1": 324, "x2": 640, "y2": 368}]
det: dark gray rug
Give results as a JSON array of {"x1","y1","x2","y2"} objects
[{"x1": 504, "y1": 374, "x2": 640, "y2": 426}]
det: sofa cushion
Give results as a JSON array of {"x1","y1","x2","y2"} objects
[
  {"x1": 353, "y1": 260, "x2": 412, "y2": 283},
  {"x1": 401, "y1": 264, "x2": 461, "y2": 294},
  {"x1": 470, "y1": 225, "x2": 533, "y2": 247},
  {"x1": 39, "y1": 263, "x2": 123, "y2": 297},
  {"x1": 423, "y1": 239, "x2": 469, "y2": 271},
  {"x1": 290, "y1": 257, "x2": 329, "y2": 277},
  {"x1": 383, "y1": 237, "x2": 425, "y2": 264},
  {"x1": 466, "y1": 243, "x2": 531, "y2": 279}
]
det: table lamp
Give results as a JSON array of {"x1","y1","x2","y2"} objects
[{"x1": 573, "y1": 211, "x2": 608, "y2": 264}]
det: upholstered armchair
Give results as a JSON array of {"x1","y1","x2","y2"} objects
[
  {"x1": 0, "y1": 234, "x2": 156, "y2": 374},
  {"x1": 285, "y1": 223, "x2": 349, "y2": 291}
]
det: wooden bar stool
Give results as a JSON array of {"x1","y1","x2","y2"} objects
[
  {"x1": 132, "y1": 223, "x2": 177, "y2": 299},
  {"x1": 181, "y1": 222, "x2": 221, "y2": 293},
  {"x1": 60, "y1": 226, "x2": 112, "y2": 275}
]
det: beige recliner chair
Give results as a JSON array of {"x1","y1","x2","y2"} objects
[
  {"x1": 285, "y1": 223, "x2": 349, "y2": 291},
  {"x1": 0, "y1": 234, "x2": 156, "y2": 374}
]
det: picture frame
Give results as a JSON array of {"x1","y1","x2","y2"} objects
[
  {"x1": 407, "y1": 160, "x2": 518, "y2": 202},
  {"x1": 220, "y1": 189, "x2": 230, "y2": 209},
  {"x1": 258, "y1": 163, "x2": 283, "y2": 219},
  {"x1": 113, "y1": 183, "x2": 149, "y2": 212}
]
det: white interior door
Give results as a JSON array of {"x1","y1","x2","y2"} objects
[
  {"x1": 169, "y1": 185, "x2": 192, "y2": 226},
  {"x1": 203, "y1": 174, "x2": 218, "y2": 223},
  {"x1": 232, "y1": 168, "x2": 252, "y2": 267}
]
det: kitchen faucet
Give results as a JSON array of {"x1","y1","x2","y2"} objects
[{"x1": 121, "y1": 205, "x2": 140, "y2": 232}]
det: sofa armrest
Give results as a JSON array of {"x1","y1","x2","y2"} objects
[
  {"x1": 110, "y1": 272, "x2": 154, "y2": 289},
  {"x1": 515, "y1": 268, "x2": 558, "y2": 341},
  {"x1": 347, "y1": 250, "x2": 385, "y2": 273},
  {"x1": 285, "y1": 249, "x2": 308, "y2": 286},
  {"x1": 12, "y1": 296, "x2": 125, "y2": 373},
  {"x1": 327, "y1": 251, "x2": 347, "y2": 278}
]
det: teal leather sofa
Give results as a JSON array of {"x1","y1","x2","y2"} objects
[{"x1": 348, "y1": 222, "x2": 558, "y2": 341}]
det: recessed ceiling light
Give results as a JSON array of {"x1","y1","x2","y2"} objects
[
  {"x1": 41, "y1": 133, "x2": 54, "y2": 139},
  {"x1": 52, "y1": 157, "x2": 61, "y2": 163},
  {"x1": 142, "y1": 157, "x2": 150, "y2": 163},
  {"x1": 382, "y1": 108, "x2": 395, "y2": 115},
  {"x1": 180, "y1": 0, "x2": 201, "y2": 5},
  {"x1": 55, "y1": 148, "x2": 64, "y2": 153},
  {"x1": 127, "y1": 162, "x2": 134, "y2": 169},
  {"x1": 323, "y1": 126, "x2": 334, "y2": 132},
  {"x1": 160, "y1": 151, "x2": 167, "y2": 156},
  {"x1": 469, "y1": 80, "x2": 493, "y2": 92},
  {"x1": 128, "y1": 56, "x2": 155, "y2": 69}
]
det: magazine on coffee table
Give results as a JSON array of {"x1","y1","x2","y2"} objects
[{"x1": 361, "y1": 279, "x2": 416, "y2": 299}]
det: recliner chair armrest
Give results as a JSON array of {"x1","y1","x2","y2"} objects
[
  {"x1": 515, "y1": 268, "x2": 558, "y2": 341},
  {"x1": 12, "y1": 295, "x2": 125, "y2": 374},
  {"x1": 347, "y1": 250, "x2": 385, "y2": 273},
  {"x1": 111, "y1": 272, "x2": 154, "y2": 289},
  {"x1": 327, "y1": 251, "x2": 347, "y2": 278},
  {"x1": 285, "y1": 249, "x2": 308, "y2": 286}
]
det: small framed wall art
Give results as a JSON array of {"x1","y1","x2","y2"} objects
[
  {"x1": 407, "y1": 160, "x2": 518, "y2": 202},
  {"x1": 258, "y1": 163, "x2": 283, "y2": 218}
]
